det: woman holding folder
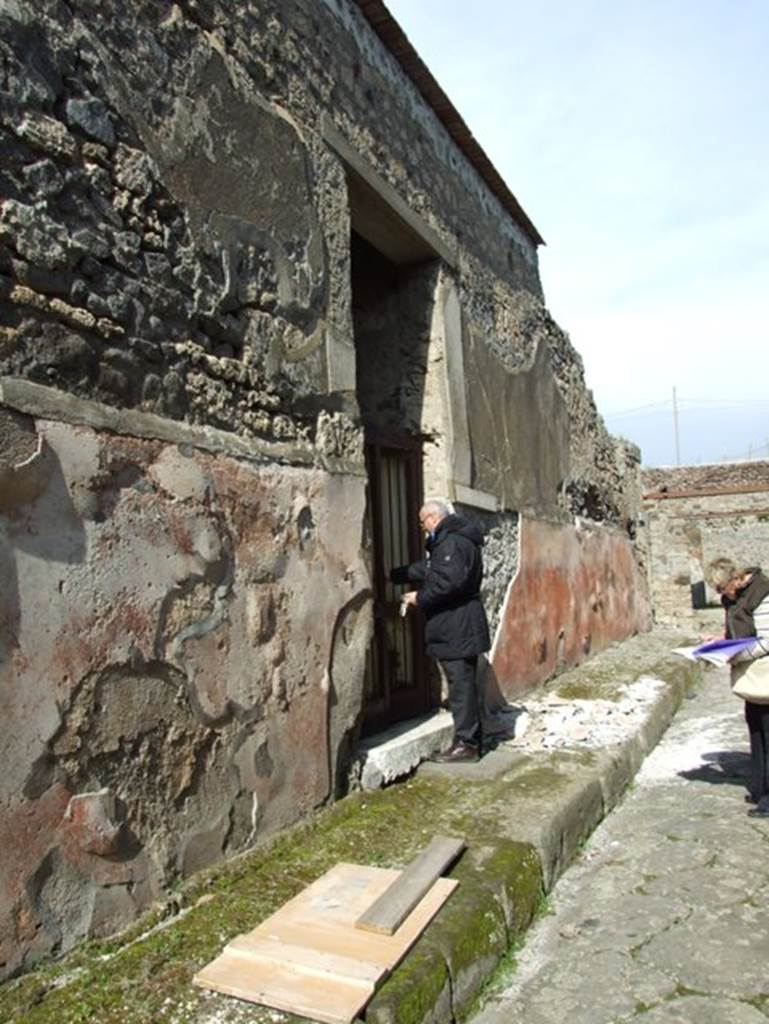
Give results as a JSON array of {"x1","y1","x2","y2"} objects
[{"x1": 705, "y1": 559, "x2": 769, "y2": 817}]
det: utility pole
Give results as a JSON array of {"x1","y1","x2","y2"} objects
[{"x1": 672, "y1": 386, "x2": 681, "y2": 466}]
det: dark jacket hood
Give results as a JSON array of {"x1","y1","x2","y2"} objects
[{"x1": 435, "y1": 514, "x2": 484, "y2": 547}]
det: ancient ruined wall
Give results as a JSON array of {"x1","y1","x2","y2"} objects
[
  {"x1": 351, "y1": 236, "x2": 438, "y2": 437},
  {"x1": 0, "y1": 396, "x2": 371, "y2": 977},
  {"x1": 492, "y1": 517, "x2": 652, "y2": 694},
  {"x1": 0, "y1": 0, "x2": 640, "y2": 530},
  {"x1": 461, "y1": 289, "x2": 643, "y2": 529},
  {"x1": 0, "y1": 2, "x2": 346, "y2": 441},
  {"x1": 455, "y1": 505, "x2": 519, "y2": 640},
  {"x1": 643, "y1": 461, "x2": 769, "y2": 627},
  {"x1": 459, "y1": 290, "x2": 649, "y2": 694},
  {"x1": 0, "y1": 0, "x2": 647, "y2": 976}
]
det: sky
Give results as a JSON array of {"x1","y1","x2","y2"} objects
[{"x1": 384, "y1": 0, "x2": 769, "y2": 467}]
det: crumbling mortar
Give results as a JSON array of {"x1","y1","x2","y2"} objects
[{"x1": 0, "y1": 275, "x2": 124, "y2": 339}]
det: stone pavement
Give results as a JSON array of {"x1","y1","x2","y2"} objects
[{"x1": 470, "y1": 665, "x2": 769, "y2": 1024}]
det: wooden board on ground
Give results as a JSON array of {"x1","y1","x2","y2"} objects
[
  {"x1": 193, "y1": 862, "x2": 458, "y2": 1024},
  {"x1": 354, "y1": 835, "x2": 465, "y2": 935}
]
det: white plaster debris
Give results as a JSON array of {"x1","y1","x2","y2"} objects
[
  {"x1": 355, "y1": 675, "x2": 673, "y2": 789},
  {"x1": 189, "y1": 1001, "x2": 288, "y2": 1024},
  {"x1": 505, "y1": 674, "x2": 668, "y2": 752}
]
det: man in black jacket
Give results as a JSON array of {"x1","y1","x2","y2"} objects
[{"x1": 392, "y1": 500, "x2": 490, "y2": 763}]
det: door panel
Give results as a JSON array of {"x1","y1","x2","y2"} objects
[{"x1": 363, "y1": 438, "x2": 430, "y2": 735}]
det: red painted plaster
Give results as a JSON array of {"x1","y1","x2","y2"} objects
[{"x1": 491, "y1": 517, "x2": 651, "y2": 695}]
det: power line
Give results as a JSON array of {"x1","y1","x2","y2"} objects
[
  {"x1": 672, "y1": 386, "x2": 680, "y2": 466},
  {"x1": 677, "y1": 396, "x2": 769, "y2": 407},
  {"x1": 604, "y1": 399, "x2": 672, "y2": 418},
  {"x1": 719, "y1": 439, "x2": 769, "y2": 463},
  {"x1": 605, "y1": 398, "x2": 769, "y2": 419}
]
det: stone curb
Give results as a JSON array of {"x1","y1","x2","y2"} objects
[{"x1": 364, "y1": 653, "x2": 701, "y2": 1024}]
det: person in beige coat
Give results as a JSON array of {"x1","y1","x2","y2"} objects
[{"x1": 706, "y1": 559, "x2": 769, "y2": 817}]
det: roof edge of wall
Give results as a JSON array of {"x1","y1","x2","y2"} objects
[{"x1": 351, "y1": 0, "x2": 546, "y2": 248}]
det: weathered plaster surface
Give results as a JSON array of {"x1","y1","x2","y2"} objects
[
  {"x1": 0, "y1": 415, "x2": 370, "y2": 977},
  {"x1": 0, "y1": 0, "x2": 652, "y2": 979},
  {"x1": 491, "y1": 517, "x2": 652, "y2": 694},
  {"x1": 465, "y1": 333, "x2": 570, "y2": 516}
]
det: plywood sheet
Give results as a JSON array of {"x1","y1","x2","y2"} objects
[{"x1": 193, "y1": 862, "x2": 457, "y2": 1023}]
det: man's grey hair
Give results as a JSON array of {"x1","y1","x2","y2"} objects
[{"x1": 421, "y1": 498, "x2": 451, "y2": 519}]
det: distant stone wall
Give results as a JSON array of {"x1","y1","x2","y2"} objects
[{"x1": 642, "y1": 461, "x2": 769, "y2": 627}]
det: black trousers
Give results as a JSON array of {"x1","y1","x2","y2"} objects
[
  {"x1": 745, "y1": 701, "x2": 769, "y2": 800},
  {"x1": 440, "y1": 656, "x2": 481, "y2": 748}
]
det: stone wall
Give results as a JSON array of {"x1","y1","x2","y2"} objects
[
  {"x1": 0, "y1": 0, "x2": 649, "y2": 976},
  {"x1": 492, "y1": 516, "x2": 652, "y2": 693},
  {"x1": 0, "y1": 0, "x2": 639, "y2": 527},
  {"x1": 0, "y1": 394, "x2": 371, "y2": 977},
  {"x1": 642, "y1": 461, "x2": 769, "y2": 627}
]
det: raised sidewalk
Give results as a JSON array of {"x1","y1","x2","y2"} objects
[{"x1": 0, "y1": 630, "x2": 699, "y2": 1024}]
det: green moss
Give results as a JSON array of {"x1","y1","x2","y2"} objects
[
  {"x1": 469, "y1": 886, "x2": 553, "y2": 1013},
  {"x1": 366, "y1": 942, "x2": 450, "y2": 1024},
  {"x1": 459, "y1": 841, "x2": 543, "y2": 936},
  {"x1": 0, "y1": 775, "x2": 515, "y2": 1024},
  {"x1": 422, "y1": 884, "x2": 506, "y2": 1019},
  {"x1": 504, "y1": 764, "x2": 570, "y2": 795},
  {"x1": 555, "y1": 679, "x2": 623, "y2": 701},
  {"x1": 671, "y1": 984, "x2": 709, "y2": 1000}
]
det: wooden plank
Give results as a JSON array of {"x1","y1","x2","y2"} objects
[
  {"x1": 193, "y1": 951, "x2": 372, "y2": 1024},
  {"x1": 261, "y1": 875, "x2": 457, "y2": 970},
  {"x1": 355, "y1": 836, "x2": 465, "y2": 936},
  {"x1": 226, "y1": 934, "x2": 381, "y2": 985},
  {"x1": 193, "y1": 863, "x2": 459, "y2": 1021}
]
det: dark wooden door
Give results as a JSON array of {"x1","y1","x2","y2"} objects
[{"x1": 363, "y1": 435, "x2": 431, "y2": 735}]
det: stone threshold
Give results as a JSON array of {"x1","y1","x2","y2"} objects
[{"x1": 353, "y1": 709, "x2": 455, "y2": 791}]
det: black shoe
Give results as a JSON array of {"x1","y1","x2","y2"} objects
[
  {"x1": 747, "y1": 797, "x2": 769, "y2": 818},
  {"x1": 430, "y1": 742, "x2": 480, "y2": 764}
]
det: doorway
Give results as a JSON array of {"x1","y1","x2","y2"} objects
[
  {"x1": 350, "y1": 231, "x2": 438, "y2": 733},
  {"x1": 363, "y1": 433, "x2": 430, "y2": 734}
]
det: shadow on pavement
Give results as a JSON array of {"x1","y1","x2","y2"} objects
[{"x1": 677, "y1": 749, "x2": 750, "y2": 788}]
